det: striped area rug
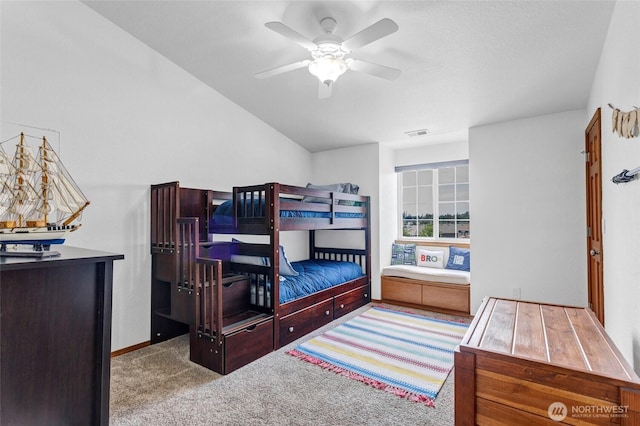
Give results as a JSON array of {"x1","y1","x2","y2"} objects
[{"x1": 287, "y1": 306, "x2": 469, "y2": 406}]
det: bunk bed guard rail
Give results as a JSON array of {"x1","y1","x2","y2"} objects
[
  {"x1": 151, "y1": 182, "x2": 179, "y2": 253},
  {"x1": 231, "y1": 183, "x2": 368, "y2": 229},
  {"x1": 194, "y1": 257, "x2": 224, "y2": 346}
]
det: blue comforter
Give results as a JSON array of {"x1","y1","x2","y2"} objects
[{"x1": 279, "y1": 259, "x2": 364, "y2": 303}]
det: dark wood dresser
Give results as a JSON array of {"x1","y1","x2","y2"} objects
[
  {"x1": 455, "y1": 297, "x2": 640, "y2": 425},
  {"x1": 0, "y1": 246, "x2": 123, "y2": 426}
]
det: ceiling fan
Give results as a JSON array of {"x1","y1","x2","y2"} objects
[{"x1": 255, "y1": 17, "x2": 401, "y2": 98}]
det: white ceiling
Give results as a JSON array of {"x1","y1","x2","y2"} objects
[{"x1": 83, "y1": 1, "x2": 615, "y2": 153}]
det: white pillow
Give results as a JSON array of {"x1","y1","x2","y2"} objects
[
  {"x1": 417, "y1": 249, "x2": 445, "y2": 269},
  {"x1": 230, "y1": 254, "x2": 267, "y2": 266}
]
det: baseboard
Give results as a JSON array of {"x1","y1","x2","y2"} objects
[
  {"x1": 112, "y1": 301, "x2": 385, "y2": 358},
  {"x1": 111, "y1": 340, "x2": 151, "y2": 358}
]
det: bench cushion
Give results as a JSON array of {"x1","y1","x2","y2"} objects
[{"x1": 382, "y1": 265, "x2": 470, "y2": 285}]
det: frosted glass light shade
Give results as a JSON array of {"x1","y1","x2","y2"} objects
[{"x1": 308, "y1": 57, "x2": 348, "y2": 84}]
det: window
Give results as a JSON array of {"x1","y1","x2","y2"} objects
[{"x1": 398, "y1": 161, "x2": 470, "y2": 239}]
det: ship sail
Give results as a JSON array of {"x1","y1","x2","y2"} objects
[
  {"x1": 0, "y1": 147, "x2": 15, "y2": 219},
  {"x1": 5, "y1": 136, "x2": 41, "y2": 226},
  {"x1": 37, "y1": 139, "x2": 89, "y2": 224}
]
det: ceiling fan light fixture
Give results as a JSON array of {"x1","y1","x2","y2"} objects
[
  {"x1": 308, "y1": 56, "x2": 348, "y2": 85},
  {"x1": 259, "y1": 17, "x2": 400, "y2": 97}
]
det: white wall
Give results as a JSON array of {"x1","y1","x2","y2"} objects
[
  {"x1": 587, "y1": 0, "x2": 640, "y2": 372},
  {"x1": 1, "y1": 1, "x2": 312, "y2": 351},
  {"x1": 468, "y1": 110, "x2": 587, "y2": 312},
  {"x1": 394, "y1": 140, "x2": 469, "y2": 168},
  {"x1": 310, "y1": 144, "x2": 382, "y2": 297},
  {"x1": 378, "y1": 143, "x2": 397, "y2": 298}
]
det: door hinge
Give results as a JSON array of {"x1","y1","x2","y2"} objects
[
  {"x1": 587, "y1": 226, "x2": 591, "y2": 238},
  {"x1": 581, "y1": 150, "x2": 590, "y2": 162}
]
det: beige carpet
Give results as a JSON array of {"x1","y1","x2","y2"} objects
[{"x1": 110, "y1": 303, "x2": 470, "y2": 425}]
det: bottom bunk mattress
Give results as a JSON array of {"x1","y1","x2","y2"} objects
[
  {"x1": 281, "y1": 259, "x2": 364, "y2": 303},
  {"x1": 251, "y1": 259, "x2": 365, "y2": 305}
]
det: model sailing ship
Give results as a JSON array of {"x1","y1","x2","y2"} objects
[{"x1": 0, "y1": 132, "x2": 89, "y2": 254}]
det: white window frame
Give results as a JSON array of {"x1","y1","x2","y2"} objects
[{"x1": 396, "y1": 160, "x2": 470, "y2": 241}]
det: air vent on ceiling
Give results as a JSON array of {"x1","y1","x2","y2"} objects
[{"x1": 405, "y1": 128, "x2": 430, "y2": 138}]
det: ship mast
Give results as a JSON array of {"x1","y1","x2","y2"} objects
[
  {"x1": 0, "y1": 139, "x2": 16, "y2": 229},
  {"x1": 16, "y1": 132, "x2": 26, "y2": 227},
  {"x1": 40, "y1": 136, "x2": 50, "y2": 224}
]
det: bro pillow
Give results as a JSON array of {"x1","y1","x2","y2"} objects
[{"x1": 417, "y1": 249, "x2": 445, "y2": 268}]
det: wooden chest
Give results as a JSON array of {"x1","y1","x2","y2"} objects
[{"x1": 455, "y1": 297, "x2": 640, "y2": 425}]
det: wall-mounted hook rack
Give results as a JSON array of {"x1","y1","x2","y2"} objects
[
  {"x1": 612, "y1": 166, "x2": 640, "y2": 184},
  {"x1": 609, "y1": 103, "x2": 640, "y2": 110}
]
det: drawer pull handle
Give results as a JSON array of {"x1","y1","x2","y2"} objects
[
  {"x1": 245, "y1": 324, "x2": 257, "y2": 332},
  {"x1": 289, "y1": 326, "x2": 294, "y2": 333},
  {"x1": 364, "y1": 294, "x2": 368, "y2": 298},
  {"x1": 325, "y1": 310, "x2": 330, "y2": 316},
  {"x1": 340, "y1": 304, "x2": 344, "y2": 309}
]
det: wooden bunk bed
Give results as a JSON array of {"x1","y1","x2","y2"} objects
[{"x1": 150, "y1": 181, "x2": 371, "y2": 374}]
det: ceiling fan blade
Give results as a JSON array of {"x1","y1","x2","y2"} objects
[
  {"x1": 318, "y1": 81, "x2": 332, "y2": 99},
  {"x1": 254, "y1": 60, "x2": 310, "y2": 79},
  {"x1": 342, "y1": 18, "x2": 399, "y2": 51},
  {"x1": 265, "y1": 22, "x2": 317, "y2": 51},
  {"x1": 348, "y1": 59, "x2": 401, "y2": 80}
]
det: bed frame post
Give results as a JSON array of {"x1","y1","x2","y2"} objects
[
  {"x1": 267, "y1": 183, "x2": 281, "y2": 349},
  {"x1": 309, "y1": 230, "x2": 316, "y2": 259},
  {"x1": 365, "y1": 196, "x2": 371, "y2": 284}
]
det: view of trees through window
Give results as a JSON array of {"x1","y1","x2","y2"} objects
[{"x1": 401, "y1": 163, "x2": 470, "y2": 239}]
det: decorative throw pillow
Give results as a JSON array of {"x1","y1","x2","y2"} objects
[
  {"x1": 391, "y1": 243, "x2": 417, "y2": 265},
  {"x1": 231, "y1": 238, "x2": 298, "y2": 276},
  {"x1": 445, "y1": 246, "x2": 470, "y2": 272},
  {"x1": 278, "y1": 245, "x2": 299, "y2": 276},
  {"x1": 230, "y1": 254, "x2": 266, "y2": 266},
  {"x1": 417, "y1": 249, "x2": 445, "y2": 269},
  {"x1": 231, "y1": 238, "x2": 269, "y2": 266},
  {"x1": 302, "y1": 183, "x2": 345, "y2": 204},
  {"x1": 338, "y1": 182, "x2": 360, "y2": 206}
]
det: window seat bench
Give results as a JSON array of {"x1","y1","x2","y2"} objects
[{"x1": 381, "y1": 241, "x2": 471, "y2": 316}]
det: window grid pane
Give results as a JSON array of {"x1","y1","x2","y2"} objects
[
  {"x1": 401, "y1": 170, "x2": 434, "y2": 238},
  {"x1": 400, "y1": 162, "x2": 470, "y2": 240}
]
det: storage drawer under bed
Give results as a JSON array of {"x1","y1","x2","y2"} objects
[
  {"x1": 224, "y1": 317, "x2": 273, "y2": 373},
  {"x1": 190, "y1": 315, "x2": 273, "y2": 374},
  {"x1": 334, "y1": 285, "x2": 369, "y2": 319},
  {"x1": 279, "y1": 298, "x2": 334, "y2": 347}
]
